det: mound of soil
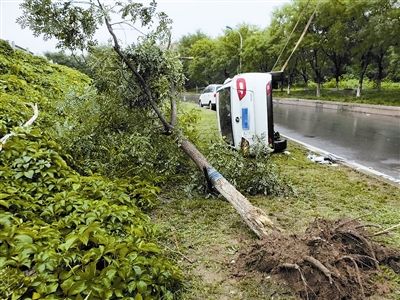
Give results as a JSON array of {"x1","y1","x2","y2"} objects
[{"x1": 238, "y1": 218, "x2": 400, "y2": 299}]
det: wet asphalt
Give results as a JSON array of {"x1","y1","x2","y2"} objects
[{"x1": 274, "y1": 102, "x2": 400, "y2": 180}]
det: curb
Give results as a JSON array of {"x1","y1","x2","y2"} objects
[{"x1": 275, "y1": 98, "x2": 400, "y2": 117}]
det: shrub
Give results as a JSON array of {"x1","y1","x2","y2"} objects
[
  {"x1": 0, "y1": 40, "x2": 181, "y2": 299},
  {"x1": 181, "y1": 138, "x2": 291, "y2": 197},
  {"x1": 0, "y1": 119, "x2": 181, "y2": 300}
]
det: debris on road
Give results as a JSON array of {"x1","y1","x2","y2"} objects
[{"x1": 307, "y1": 153, "x2": 338, "y2": 165}]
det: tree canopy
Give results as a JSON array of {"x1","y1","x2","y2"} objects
[{"x1": 178, "y1": 0, "x2": 400, "y2": 96}]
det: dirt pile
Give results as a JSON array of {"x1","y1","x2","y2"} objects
[{"x1": 239, "y1": 218, "x2": 400, "y2": 299}]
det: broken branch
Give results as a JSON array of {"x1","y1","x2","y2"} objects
[
  {"x1": 0, "y1": 103, "x2": 39, "y2": 151},
  {"x1": 371, "y1": 223, "x2": 400, "y2": 237}
]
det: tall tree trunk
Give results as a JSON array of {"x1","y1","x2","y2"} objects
[
  {"x1": 309, "y1": 49, "x2": 323, "y2": 97},
  {"x1": 316, "y1": 81, "x2": 321, "y2": 97},
  {"x1": 357, "y1": 50, "x2": 371, "y2": 98},
  {"x1": 301, "y1": 72, "x2": 308, "y2": 88},
  {"x1": 376, "y1": 52, "x2": 384, "y2": 91},
  {"x1": 356, "y1": 80, "x2": 363, "y2": 98},
  {"x1": 357, "y1": 61, "x2": 369, "y2": 98}
]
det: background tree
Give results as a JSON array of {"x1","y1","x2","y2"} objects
[
  {"x1": 242, "y1": 29, "x2": 275, "y2": 73},
  {"x1": 44, "y1": 51, "x2": 91, "y2": 75},
  {"x1": 188, "y1": 37, "x2": 217, "y2": 87},
  {"x1": 176, "y1": 30, "x2": 208, "y2": 89},
  {"x1": 317, "y1": 0, "x2": 351, "y2": 90},
  {"x1": 347, "y1": 0, "x2": 377, "y2": 97},
  {"x1": 368, "y1": 0, "x2": 400, "y2": 89}
]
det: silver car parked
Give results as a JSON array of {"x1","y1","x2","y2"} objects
[{"x1": 199, "y1": 84, "x2": 222, "y2": 110}]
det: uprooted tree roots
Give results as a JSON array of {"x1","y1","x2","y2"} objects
[{"x1": 238, "y1": 218, "x2": 400, "y2": 300}]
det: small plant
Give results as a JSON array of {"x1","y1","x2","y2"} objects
[{"x1": 203, "y1": 140, "x2": 291, "y2": 196}]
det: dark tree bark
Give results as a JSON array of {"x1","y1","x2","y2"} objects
[
  {"x1": 321, "y1": 49, "x2": 347, "y2": 91},
  {"x1": 375, "y1": 47, "x2": 387, "y2": 91},
  {"x1": 356, "y1": 49, "x2": 372, "y2": 97},
  {"x1": 308, "y1": 49, "x2": 323, "y2": 97}
]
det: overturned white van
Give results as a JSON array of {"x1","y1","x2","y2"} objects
[{"x1": 216, "y1": 72, "x2": 287, "y2": 152}]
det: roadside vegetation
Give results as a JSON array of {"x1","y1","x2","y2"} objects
[
  {"x1": 0, "y1": 40, "x2": 182, "y2": 299},
  {"x1": 174, "y1": 0, "x2": 399, "y2": 103},
  {"x1": 274, "y1": 85, "x2": 400, "y2": 106}
]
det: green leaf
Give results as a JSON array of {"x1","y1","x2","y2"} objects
[
  {"x1": 23, "y1": 170, "x2": 34, "y2": 179},
  {"x1": 0, "y1": 200, "x2": 9, "y2": 208},
  {"x1": 133, "y1": 266, "x2": 142, "y2": 276},
  {"x1": 137, "y1": 281, "x2": 147, "y2": 294},
  {"x1": 15, "y1": 234, "x2": 33, "y2": 244},
  {"x1": 68, "y1": 281, "x2": 87, "y2": 296},
  {"x1": 46, "y1": 282, "x2": 58, "y2": 294},
  {"x1": 134, "y1": 293, "x2": 143, "y2": 300},
  {"x1": 59, "y1": 235, "x2": 78, "y2": 251},
  {"x1": 0, "y1": 193, "x2": 10, "y2": 199}
]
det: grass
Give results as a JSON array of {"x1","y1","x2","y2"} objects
[
  {"x1": 274, "y1": 88, "x2": 400, "y2": 106},
  {"x1": 154, "y1": 102, "x2": 400, "y2": 299}
]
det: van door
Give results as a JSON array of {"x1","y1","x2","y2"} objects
[{"x1": 217, "y1": 86, "x2": 234, "y2": 146}]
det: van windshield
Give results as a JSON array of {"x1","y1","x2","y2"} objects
[{"x1": 218, "y1": 87, "x2": 234, "y2": 146}]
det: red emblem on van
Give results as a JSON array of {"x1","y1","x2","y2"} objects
[{"x1": 236, "y1": 78, "x2": 246, "y2": 100}]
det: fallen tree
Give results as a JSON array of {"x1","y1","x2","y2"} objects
[{"x1": 19, "y1": 0, "x2": 279, "y2": 238}]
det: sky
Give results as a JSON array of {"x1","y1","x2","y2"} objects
[{"x1": 0, "y1": 0, "x2": 291, "y2": 55}]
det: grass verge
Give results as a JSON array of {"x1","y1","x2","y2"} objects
[
  {"x1": 274, "y1": 88, "x2": 400, "y2": 106},
  {"x1": 154, "y1": 103, "x2": 400, "y2": 299}
]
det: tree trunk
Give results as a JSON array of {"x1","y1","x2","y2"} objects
[
  {"x1": 356, "y1": 80, "x2": 363, "y2": 97},
  {"x1": 287, "y1": 82, "x2": 291, "y2": 95},
  {"x1": 316, "y1": 81, "x2": 321, "y2": 97},
  {"x1": 179, "y1": 139, "x2": 279, "y2": 238},
  {"x1": 357, "y1": 65, "x2": 367, "y2": 98},
  {"x1": 375, "y1": 48, "x2": 387, "y2": 91},
  {"x1": 377, "y1": 55, "x2": 384, "y2": 91},
  {"x1": 357, "y1": 51, "x2": 371, "y2": 98},
  {"x1": 376, "y1": 78, "x2": 382, "y2": 91},
  {"x1": 302, "y1": 73, "x2": 308, "y2": 89}
]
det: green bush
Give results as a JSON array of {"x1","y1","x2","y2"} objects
[
  {"x1": 381, "y1": 81, "x2": 400, "y2": 89},
  {"x1": 181, "y1": 139, "x2": 291, "y2": 197},
  {"x1": 0, "y1": 128, "x2": 181, "y2": 299},
  {"x1": 0, "y1": 40, "x2": 182, "y2": 299}
]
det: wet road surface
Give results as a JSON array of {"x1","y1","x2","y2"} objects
[{"x1": 274, "y1": 102, "x2": 400, "y2": 180}]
